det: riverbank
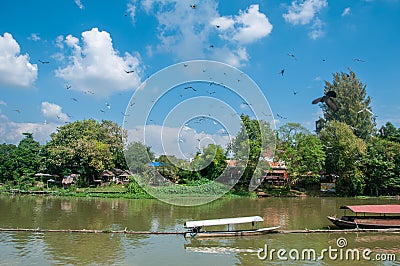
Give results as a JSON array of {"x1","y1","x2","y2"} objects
[
  {"x1": 3, "y1": 184, "x2": 398, "y2": 199},
  {"x1": 0, "y1": 184, "x2": 367, "y2": 199}
]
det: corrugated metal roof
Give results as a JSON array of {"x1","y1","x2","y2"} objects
[
  {"x1": 184, "y1": 216, "x2": 263, "y2": 228},
  {"x1": 341, "y1": 205, "x2": 400, "y2": 214}
]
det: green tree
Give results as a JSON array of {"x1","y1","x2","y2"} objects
[
  {"x1": 319, "y1": 121, "x2": 367, "y2": 196},
  {"x1": 0, "y1": 143, "x2": 17, "y2": 183},
  {"x1": 276, "y1": 123, "x2": 325, "y2": 186},
  {"x1": 45, "y1": 119, "x2": 126, "y2": 186},
  {"x1": 191, "y1": 144, "x2": 227, "y2": 181},
  {"x1": 365, "y1": 137, "x2": 400, "y2": 196},
  {"x1": 124, "y1": 141, "x2": 154, "y2": 173},
  {"x1": 321, "y1": 68, "x2": 375, "y2": 140},
  {"x1": 378, "y1": 122, "x2": 400, "y2": 143},
  {"x1": 15, "y1": 133, "x2": 43, "y2": 175},
  {"x1": 229, "y1": 115, "x2": 276, "y2": 189},
  {"x1": 155, "y1": 155, "x2": 180, "y2": 182}
]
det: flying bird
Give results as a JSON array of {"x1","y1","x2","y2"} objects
[
  {"x1": 124, "y1": 69, "x2": 135, "y2": 73},
  {"x1": 215, "y1": 25, "x2": 220, "y2": 28},
  {"x1": 279, "y1": 69, "x2": 285, "y2": 76},
  {"x1": 106, "y1": 103, "x2": 111, "y2": 109},
  {"x1": 357, "y1": 107, "x2": 375, "y2": 116},
  {"x1": 13, "y1": 109, "x2": 21, "y2": 113},
  {"x1": 312, "y1": 90, "x2": 338, "y2": 112},
  {"x1": 277, "y1": 113, "x2": 287, "y2": 120},
  {"x1": 353, "y1": 58, "x2": 366, "y2": 63},
  {"x1": 38, "y1": 60, "x2": 49, "y2": 64},
  {"x1": 71, "y1": 98, "x2": 78, "y2": 102},
  {"x1": 209, "y1": 45, "x2": 214, "y2": 48},
  {"x1": 287, "y1": 53, "x2": 296, "y2": 60},
  {"x1": 190, "y1": 4, "x2": 197, "y2": 9},
  {"x1": 184, "y1": 86, "x2": 196, "y2": 91},
  {"x1": 65, "y1": 84, "x2": 71, "y2": 90},
  {"x1": 293, "y1": 90, "x2": 299, "y2": 95}
]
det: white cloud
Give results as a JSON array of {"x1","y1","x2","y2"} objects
[
  {"x1": 54, "y1": 35, "x2": 64, "y2": 49},
  {"x1": 0, "y1": 33, "x2": 38, "y2": 88},
  {"x1": 142, "y1": 1, "x2": 272, "y2": 67},
  {"x1": 0, "y1": 100, "x2": 6, "y2": 106},
  {"x1": 283, "y1": 0, "x2": 327, "y2": 25},
  {"x1": 211, "y1": 16, "x2": 234, "y2": 30},
  {"x1": 214, "y1": 4, "x2": 273, "y2": 44},
  {"x1": 127, "y1": 124, "x2": 230, "y2": 160},
  {"x1": 127, "y1": 0, "x2": 137, "y2": 24},
  {"x1": 308, "y1": 18, "x2": 325, "y2": 40},
  {"x1": 55, "y1": 28, "x2": 142, "y2": 97},
  {"x1": 75, "y1": 0, "x2": 84, "y2": 9},
  {"x1": 151, "y1": 0, "x2": 219, "y2": 60},
  {"x1": 28, "y1": 33, "x2": 41, "y2": 41},
  {"x1": 210, "y1": 46, "x2": 249, "y2": 67},
  {"x1": 0, "y1": 118, "x2": 58, "y2": 145},
  {"x1": 342, "y1": 7, "x2": 351, "y2": 17},
  {"x1": 41, "y1": 102, "x2": 70, "y2": 123}
]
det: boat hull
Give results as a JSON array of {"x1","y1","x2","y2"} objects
[
  {"x1": 185, "y1": 226, "x2": 280, "y2": 238},
  {"x1": 327, "y1": 216, "x2": 400, "y2": 229}
]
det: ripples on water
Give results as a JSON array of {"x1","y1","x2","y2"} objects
[{"x1": 1, "y1": 196, "x2": 400, "y2": 265}]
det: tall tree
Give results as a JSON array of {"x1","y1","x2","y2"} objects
[
  {"x1": 378, "y1": 122, "x2": 400, "y2": 143},
  {"x1": 15, "y1": 133, "x2": 43, "y2": 177},
  {"x1": 365, "y1": 137, "x2": 400, "y2": 196},
  {"x1": 191, "y1": 144, "x2": 227, "y2": 181},
  {"x1": 124, "y1": 141, "x2": 154, "y2": 173},
  {"x1": 321, "y1": 68, "x2": 375, "y2": 140},
  {"x1": 229, "y1": 115, "x2": 276, "y2": 189},
  {"x1": 276, "y1": 123, "x2": 325, "y2": 186},
  {"x1": 319, "y1": 121, "x2": 367, "y2": 196},
  {"x1": 0, "y1": 143, "x2": 17, "y2": 183},
  {"x1": 45, "y1": 119, "x2": 126, "y2": 186}
]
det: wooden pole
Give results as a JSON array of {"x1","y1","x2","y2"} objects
[{"x1": 1, "y1": 227, "x2": 400, "y2": 235}]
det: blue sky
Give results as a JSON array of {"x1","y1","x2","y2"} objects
[{"x1": 0, "y1": 0, "x2": 399, "y2": 158}]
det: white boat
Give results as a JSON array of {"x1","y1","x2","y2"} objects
[{"x1": 184, "y1": 216, "x2": 280, "y2": 238}]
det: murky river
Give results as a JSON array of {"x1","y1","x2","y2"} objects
[{"x1": 1, "y1": 195, "x2": 400, "y2": 265}]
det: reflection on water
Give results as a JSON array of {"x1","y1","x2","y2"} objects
[
  {"x1": 185, "y1": 246, "x2": 259, "y2": 254},
  {"x1": 1, "y1": 195, "x2": 400, "y2": 265}
]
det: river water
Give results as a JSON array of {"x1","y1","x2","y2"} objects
[{"x1": 1, "y1": 195, "x2": 400, "y2": 265}]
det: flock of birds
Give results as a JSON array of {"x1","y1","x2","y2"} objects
[{"x1": 34, "y1": 53, "x2": 375, "y2": 133}]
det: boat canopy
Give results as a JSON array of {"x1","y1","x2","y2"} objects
[
  {"x1": 340, "y1": 205, "x2": 400, "y2": 214},
  {"x1": 184, "y1": 216, "x2": 263, "y2": 228}
]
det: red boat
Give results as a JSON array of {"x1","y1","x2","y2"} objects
[{"x1": 327, "y1": 204, "x2": 400, "y2": 229}]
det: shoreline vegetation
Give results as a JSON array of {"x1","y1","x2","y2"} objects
[{"x1": 1, "y1": 184, "x2": 399, "y2": 200}]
